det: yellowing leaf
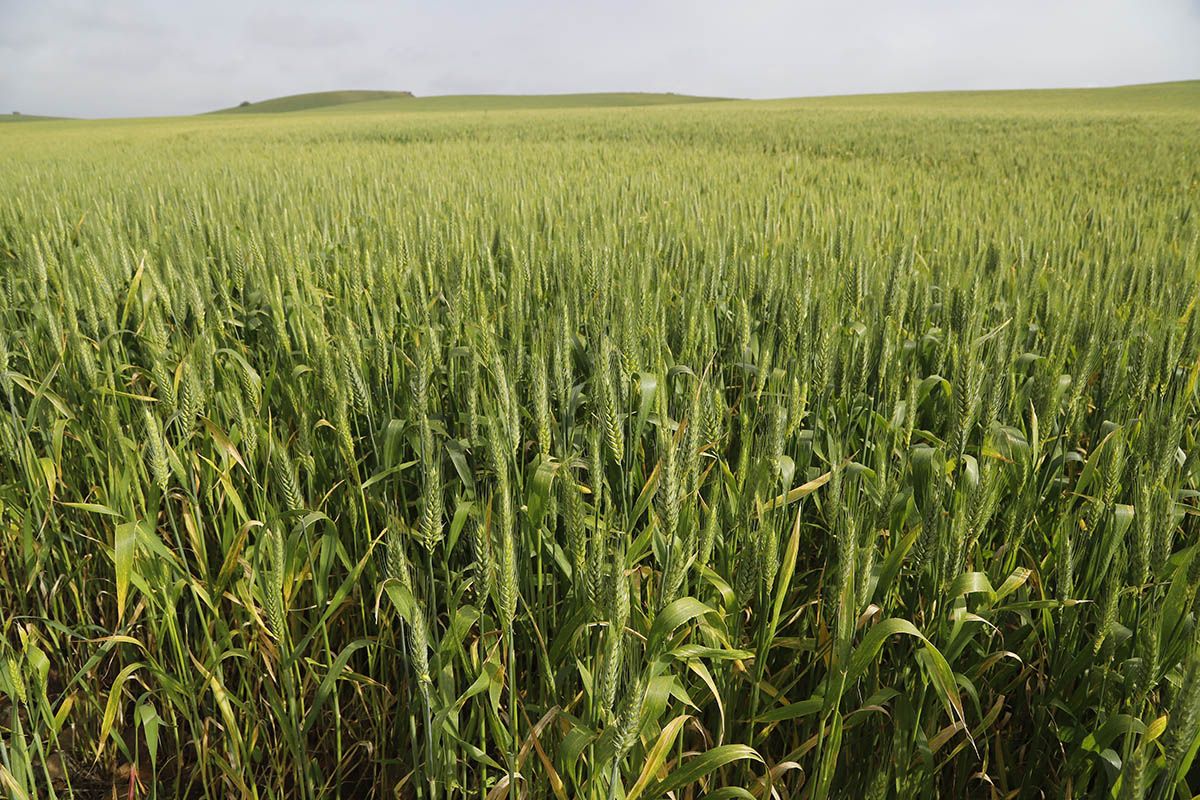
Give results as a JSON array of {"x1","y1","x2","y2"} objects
[
  {"x1": 96, "y1": 662, "x2": 142, "y2": 758},
  {"x1": 1146, "y1": 714, "x2": 1168, "y2": 742},
  {"x1": 626, "y1": 714, "x2": 689, "y2": 800}
]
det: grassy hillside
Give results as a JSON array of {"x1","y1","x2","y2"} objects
[
  {"x1": 210, "y1": 89, "x2": 414, "y2": 114},
  {"x1": 206, "y1": 81, "x2": 1197, "y2": 120},
  {"x1": 20, "y1": 80, "x2": 1198, "y2": 121},
  {"x1": 315, "y1": 91, "x2": 728, "y2": 114},
  {"x1": 213, "y1": 91, "x2": 728, "y2": 116},
  {"x1": 773, "y1": 79, "x2": 1200, "y2": 114},
  {"x1": 0, "y1": 113, "x2": 67, "y2": 123}
]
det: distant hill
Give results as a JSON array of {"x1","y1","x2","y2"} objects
[
  {"x1": 771, "y1": 79, "x2": 1200, "y2": 114},
  {"x1": 209, "y1": 90, "x2": 415, "y2": 114},
  {"x1": 207, "y1": 82, "x2": 1198, "y2": 119},
  {"x1": 311, "y1": 92, "x2": 729, "y2": 114},
  {"x1": 8, "y1": 80, "x2": 1196, "y2": 122},
  {"x1": 0, "y1": 113, "x2": 67, "y2": 123},
  {"x1": 209, "y1": 91, "x2": 727, "y2": 116}
]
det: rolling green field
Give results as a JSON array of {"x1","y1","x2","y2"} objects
[
  {"x1": 210, "y1": 90, "x2": 418, "y2": 115},
  {"x1": 780, "y1": 79, "x2": 1200, "y2": 114},
  {"x1": 1, "y1": 81, "x2": 1199, "y2": 799},
  {"x1": 209, "y1": 90, "x2": 728, "y2": 116},
  {"x1": 0, "y1": 114, "x2": 66, "y2": 124},
  {"x1": 303, "y1": 92, "x2": 729, "y2": 115}
]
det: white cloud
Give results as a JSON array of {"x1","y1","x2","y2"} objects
[{"x1": 0, "y1": 0, "x2": 1197, "y2": 117}]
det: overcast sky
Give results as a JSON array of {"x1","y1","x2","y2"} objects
[{"x1": 2, "y1": 0, "x2": 1199, "y2": 118}]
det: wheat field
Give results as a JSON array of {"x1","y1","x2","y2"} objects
[{"x1": 1, "y1": 87, "x2": 1199, "y2": 798}]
